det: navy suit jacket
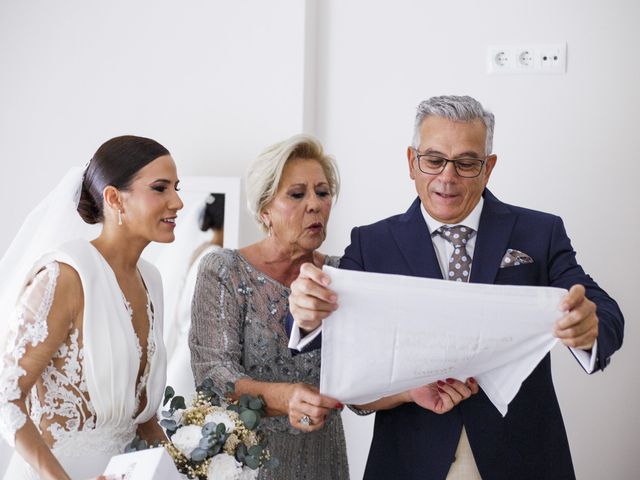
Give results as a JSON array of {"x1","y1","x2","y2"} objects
[{"x1": 287, "y1": 190, "x2": 624, "y2": 480}]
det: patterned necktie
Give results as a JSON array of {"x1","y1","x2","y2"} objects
[
  {"x1": 436, "y1": 224, "x2": 482, "y2": 480},
  {"x1": 436, "y1": 225, "x2": 475, "y2": 282}
]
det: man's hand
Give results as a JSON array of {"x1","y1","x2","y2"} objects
[
  {"x1": 555, "y1": 284, "x2": 598, "y2": 350},
  {"x1": 289, "y1": 263, "x2": 338, "y2": 332},
  {"x1": 408, "y1": 378, "x2": 479, "y2": 414}
]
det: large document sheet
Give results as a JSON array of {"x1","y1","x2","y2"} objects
[{"x1": 319, "y1": 266, "x2": 566, "y2": 416}]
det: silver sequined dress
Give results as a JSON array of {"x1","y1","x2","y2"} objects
[{"x1": 189, "y1": 249, "x2": 349, "y2": 480}]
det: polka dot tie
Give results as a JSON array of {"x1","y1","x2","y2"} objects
[{"x1": 436, "y1": 225, "x2": 475, "y2": 282}]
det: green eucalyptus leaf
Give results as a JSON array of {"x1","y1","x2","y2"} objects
[
  {"x1": 235, "y1": 444, "x2": 247, "y2": 462},
  {"x1": 160, "y1": 419, "x2": 177, "y2": 431},
  {"x1": 216, "y1": 423, "x2": 227, "y2": 435},
  {"x1": 248, "y1": 445, "x2": 263, "y2": 457},
  {"x1": 248, "y1": 398, "x2": 264, "y2": 410},
  {"x1": 210, "y1": 443, "x2": 222, "y2": 456},
  {"x1": 240, "y1": 410, "x2": 258, "y2": 430},
  {"x1": 198, "y1": 378, "x2": 215, "y2": 393},
  {"x1": 131, "y1": 437, "x2": 149, "y2": 451},
  {"x1": 245, "y1": 455, "x2": 260, "y2": 469},
  {"x1": 191, "y1": 448, "x2": 208, "y2": 462},
  {"x1": 199, "y1": 391, "x2": 216, "y2": 404},
  {"x1": 170, "y1": 396, "x2": 187, "y2": 411},
  {"x1": 202, "y1": 422, "x2": 216, "y2": 436},
  {"x1": 199, "y1": 436, "x2": 215, "y2": 449},
  {"x1": 227, "y1": 404, "x2": 241, "y2": 414},
  {"x1": 163, "y1": 386, "x2": 175, "y2": 406},
  {"x1": 239, "y1": 394, "x2": 250, "y2": 408},
  {"x1": 125, "y1": 436, "x2": 147, "y2": 453}
]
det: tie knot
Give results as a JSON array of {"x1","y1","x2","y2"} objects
[{"x1": 436, "y1": 225, "x2": 475, "y2": 246}]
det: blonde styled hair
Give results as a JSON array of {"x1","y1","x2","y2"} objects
[{"x1": 246, "y1": 134, "x2": 340, "y2": 232}]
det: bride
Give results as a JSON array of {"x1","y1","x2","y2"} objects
[{"x1": 0, "y1": 136, "x2": 183, "y2": 479}]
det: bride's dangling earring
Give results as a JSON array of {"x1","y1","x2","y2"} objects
[
  {"x1": 268, "y1": 223, "x2": 272, "y2": 237},
  {"x1": 118, "y1": 209, "x2": 123, "y2": 226}
]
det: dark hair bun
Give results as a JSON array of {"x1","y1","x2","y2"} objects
[
  {"x1": 77, "y1": 182, "x2": 102, "y2": 224},
  {"x1": 200, "y1": 193, "x2": 225, "y2": 232}
]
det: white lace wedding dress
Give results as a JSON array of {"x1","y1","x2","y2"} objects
[{"x1": 0, "y1": 240, "x2": 167, "y2": 479}]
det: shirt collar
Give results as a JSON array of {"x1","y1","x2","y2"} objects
[{"x1": 420, "y1": 196, "x2": 484, "y2": 235}]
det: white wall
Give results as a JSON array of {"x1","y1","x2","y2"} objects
[
  {"x1": 1, "y1": 1, "x2": 638, "y2": 478},
  {"x1": 0, "y1": 0, "x2": 309, "y2": 255},
  {"x1": 315, "y1": 1, "x2": 640, "y2": 479}
]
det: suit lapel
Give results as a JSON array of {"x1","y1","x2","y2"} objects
[
  {"x1": 470, "y1": 189, "x2": 516, "y2": 284},
  {"x1": 390, "y1": 198, "x2": 443, "y2": 279}
]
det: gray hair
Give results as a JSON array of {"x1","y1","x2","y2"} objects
[
  {"x1": 412, "y1": 95, "x2": 495, "y2": 155},
  {"x1": 246, "y1": 133, "x2": 340, "y2": 232}
]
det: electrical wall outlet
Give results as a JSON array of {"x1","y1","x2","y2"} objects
[
  {"x1": 494, "y1": 50, "x2": 509, "y2": 67},
  {"x1": 487, "y1": 43, "x2": 567, "y2": 75},
  {"x1": 539, "y1": 44, "x2": 565, "y2": 71},
  {"x1": 517, "y1": 49, "x2": 534, "y2": 68}
]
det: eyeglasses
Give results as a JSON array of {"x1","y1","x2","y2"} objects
[{"x1": 412, "y1": 149, "x2": 487, "y2": 178}]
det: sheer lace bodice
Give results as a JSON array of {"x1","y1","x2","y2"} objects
[{"x1": 0, "y1": 260, "x2": 156, "y2": 454}]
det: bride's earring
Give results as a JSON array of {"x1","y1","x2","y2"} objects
[{"x1": 117, "y1": 209, "x2": 123, "y2": 226}]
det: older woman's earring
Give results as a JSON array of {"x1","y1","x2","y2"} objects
[
  {"x1": 117, "y1": 209, "x2": 123, "y2": 226},
  {"x1": 267, "y1": 223, "x2": 272, "y2": 237}
]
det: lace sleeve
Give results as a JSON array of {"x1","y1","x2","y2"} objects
[
  {"x1": 0, "y1": 262, "x2": 61, "y2": 446},
  {"x1": 189, "y1": 252, "x2": 247, "y2": 401}
]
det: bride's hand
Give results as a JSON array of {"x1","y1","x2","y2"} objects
[{"x1": 409, "y1": 378, "x2": 478, "y2": 414}]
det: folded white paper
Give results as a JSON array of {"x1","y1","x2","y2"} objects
[
  {"x1": 319, "y1": 266, "x2": 565, "y2": 416},
  {"x1": 103, "y1": 447, "x2": 181, "y2": 480}
]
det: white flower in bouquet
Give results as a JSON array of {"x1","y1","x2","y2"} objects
[
  {"x1": 170, "y1": 408, "x2": 185, "y2": 426},
  {"x1": 171, "y1": 424, "x2": 203, "y2": 459},
  {"x1": 238, "y1": 466, "x2": 259, "y2": 480},
  {"x1": 204, "y1": 410, "x2": 236, "y2": 433},
  {"x1": 207, "y1": 453, "x2": 243, "y2": 479}
]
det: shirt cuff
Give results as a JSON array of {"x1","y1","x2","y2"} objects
[
  {"x1": 570, "y1": 339, "x2": 598, "y2": 373},
  {"x1": 287, "y1": 325, "x2": 323, "y2": 352}
]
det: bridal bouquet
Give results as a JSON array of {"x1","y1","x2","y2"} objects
[{"x1": 128, "y1": 379, "x2": 277, "y2": 479}]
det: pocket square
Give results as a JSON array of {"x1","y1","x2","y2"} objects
[{"x1": 500, "y1": 249, "x2": 534, "y2": 268}]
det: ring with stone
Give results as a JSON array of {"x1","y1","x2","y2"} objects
[{"x1": 299, "y1": 415, "x2": 312, "y2": 427}]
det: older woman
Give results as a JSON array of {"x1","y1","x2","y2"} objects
[{"x1": 189, "y1": 134, "x2": 349, "y2": 479}]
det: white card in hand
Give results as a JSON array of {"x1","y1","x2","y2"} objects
[{"x1": 102, "y1": 447, "x2": 181, "y2": 480}]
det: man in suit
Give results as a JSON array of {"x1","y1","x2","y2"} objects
[{"x1": 286, "y1": 95, "x2": 624, "y2": 479}]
